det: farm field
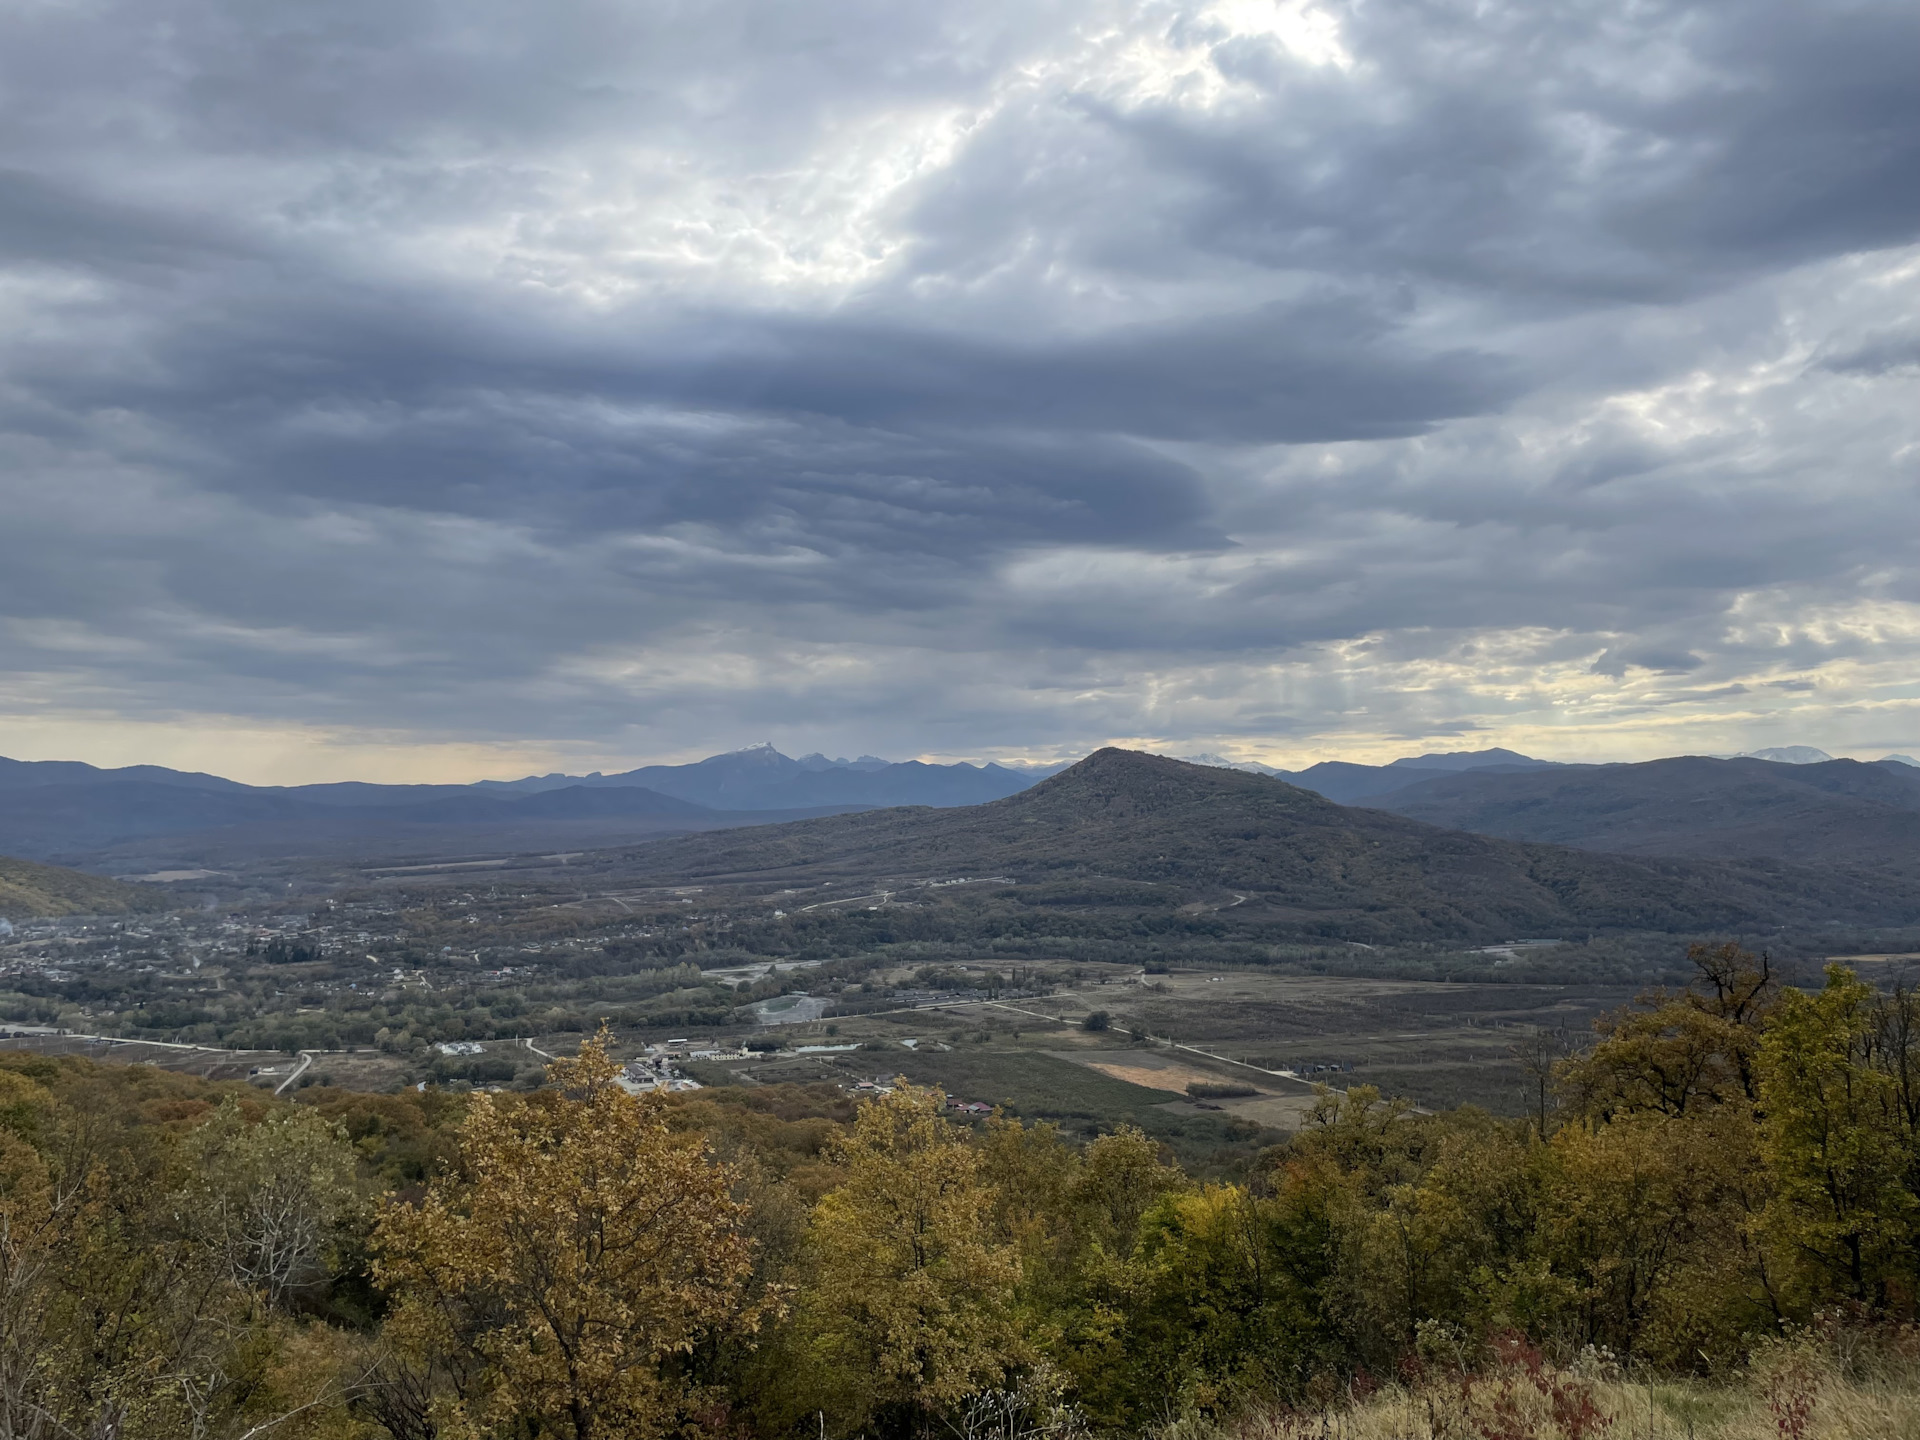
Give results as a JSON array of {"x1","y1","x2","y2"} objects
[
  {"x1": 1054, "y1": 968, "x2": 1642, "y2": 1113},
  {"x1": 664, "y1": 964, "x2": 1646, "y2": 1150}
]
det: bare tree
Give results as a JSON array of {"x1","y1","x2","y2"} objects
[
  {"x1": 1510, "y1": 1026, "x2": 1577, "y2": 1140},
  {"x1": 181, "y1": 1100, "x2": 362, "y2": 1312}
]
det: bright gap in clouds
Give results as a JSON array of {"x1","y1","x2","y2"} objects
[{"x1": 1206, "y1": 0, "x2": 1351, "y2": 67}]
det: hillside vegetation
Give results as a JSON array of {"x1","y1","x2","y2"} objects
[
  {"x1": 0, "y1": 852, "x2": 164, "y2": 917},
  {"x1": 605, "y1": 749, "x2": 1920, "y2": 942},
  {"x1": 10, "y1": 947, "x2": 1920, "y2": 1439},
  {"x1": 1375, "y1": 754, "x2": 1920, "y2": 865}
]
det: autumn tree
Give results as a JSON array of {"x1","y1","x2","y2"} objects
[
  {"x1": 1541, "y1": 1108, "x2": 1769, "y2": 1363},
  {"x1": 0, "y1": 1068, "x2": 57, "y2": 1439},
  {"x1": 1509, "y1": 1027, "x2": 1576, "y2": 1140},
  {"x1": 796, "y1": 1083, "x2": 1024, "y2": 1434},
  {"x1": 372, "y1": 1027, "x2": 760, "y2": 1440},
  {"x1": 1562, "y1": 943, "x2": 1779, "y2": 1119},
  {"x1": 1110, "y1": 1182, "x2": 1335, "y2": 1414},
  {"x1": 977, "y1": 1115, "x2": 1080, "y2": 1323},
  {"x1": 2, "y1": 1063, "x2": 360, "y2": 1440}
]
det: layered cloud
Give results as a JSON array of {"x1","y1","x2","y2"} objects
[{"x1": 1, "y1": 0, "x2": 1916, "y2": 781}]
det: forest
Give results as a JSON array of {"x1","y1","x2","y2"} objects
[{"x1": 6, "y1": 945, "x2": 1920, "y2": 1440}]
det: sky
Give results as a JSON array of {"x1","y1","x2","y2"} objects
[{"x1": 2, "y1": 0, "x2": 1918, "y2": 785}]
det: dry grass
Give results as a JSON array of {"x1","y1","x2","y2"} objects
[
  {"x1": 1082, "y1": 1060, "x2": 1227, "y2": 1093},
  {"x1": 1185, "y1": 1332, "x2": 1920, "y2": 1440}
]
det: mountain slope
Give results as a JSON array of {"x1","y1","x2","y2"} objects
[
  {"x1": 1372, "y1": 756, "x2": 1920, "y2": 865},
  {"x1": 1384, "y1": 747, "x2": 1560, "y2": 773},
  {"x1": 0, "y1": 854, "x2": 166, "y2": 917},
  {"x1": 1283, "y1": 749, "x2": 1561, "y2": 805},
  {"x1": 0, "y1": 756, "x2": 252, "y2": 795},
  {"x1": 601, "y1": 750, "x2": 1920, "y2": 942}
]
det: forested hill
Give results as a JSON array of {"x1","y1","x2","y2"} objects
[
  {"x1": 1369, "y1": 753, "x2": 1920, "y2": 866},
  {"x1": 606, "y1": 748, "x2": 1920, "y2": 943},
  {"x1": 0, "y1": 854, "x2": 166, "y2": 917}
]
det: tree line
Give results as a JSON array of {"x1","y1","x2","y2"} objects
[{"x1": 6, "y1": 944, "x2": 1920, "y2": 1439}]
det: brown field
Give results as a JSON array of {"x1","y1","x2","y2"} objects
[
  {"x1": 1082, "y1": 1059, "x2": 1226, "y2": 1092},
  {"x1": 1200, "y1": 1090, "x2": 1323, "y2": 1128},
  {"x1": 1021, "y1": 969, "x2": 1638, "y2": 1115}
]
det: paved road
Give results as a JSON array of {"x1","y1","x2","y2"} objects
[
  {"x1": 1, "y1": 1029, "x2": 234, "y2": 1053},
  {"x1": 0, "y1": 1032, "x2": 355, "y2": 1097},
  {"x1": 274, "y1": 1050, "x2": 315, "y2": 1096}
]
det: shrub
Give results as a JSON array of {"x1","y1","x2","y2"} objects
[{"x1": 1187, "y1": 1081, "x2": 1257, "y2": 1099}]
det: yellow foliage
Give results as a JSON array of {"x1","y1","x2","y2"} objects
[
  {"x1": 373, "y1": 1026, "x2": 760, "y2": 1440},
  {"x1": 797, "y1": 1082, "x2": 1025, "y2": 1428}
]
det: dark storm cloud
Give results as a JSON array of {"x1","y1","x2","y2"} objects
[
  {"x1": 5, "y1": 276, "x2": 1230, "y2": 556},
  {"x1": 0, "y1": 192, "x2": 1502, "y2": 562},
  {"x1": 0, "y1": 170, "x2": 249, "y2": 273},
  {"x1": 1591, "y1": 648, "x2": 1706, "y2": 680},
  {"x1": 653, "y1": 302, "x2": 1513, "y2": 442},
  {"x1": 1820, "y1": 328, "x2": 1920, "y2": 377},
  {"x1": 0, "y1": 0, "x2": 1917, "y2": 767}
]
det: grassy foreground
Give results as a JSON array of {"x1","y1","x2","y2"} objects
[{"x1": 1209, "y1": 1330, "x2": 1920, "y2": 1440}]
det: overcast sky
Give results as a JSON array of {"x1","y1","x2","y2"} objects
[{"x1": 2, "y1": 0, "x2": 1917, "y2": 783}]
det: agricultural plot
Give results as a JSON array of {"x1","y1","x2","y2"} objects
[
  {"x1": 680, "y1": 964, "x2": 1646, "y2": 1152},
  {"x1": 1016, "y1": 969, "x2": 1642, "y2": 1116}
]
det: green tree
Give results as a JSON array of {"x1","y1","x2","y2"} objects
[
  {"x1": 1103, "y1": 1181, "x2": 1334, "y2": 1418},
  {"x1": 1758, "y1": 965, "x2": 1918, "y2": 1309},
  {"x1": 182, "y1": 1099, "x2": 364, "y2": 1312}
]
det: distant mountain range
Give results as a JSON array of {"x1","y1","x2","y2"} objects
[
  {"x1": 0, "y1": 745, "x2": 1051, "y2": 868},
  {"x1": 3, "y1": 737, "x2": 1916, "y2": 879},
  {"x1": 469, "y1": 742, "x2": 1052, "y2": 809},
  {"x1": 583, "y1": 749, "x2": 1920, "y2": 942},
  {"x1": 1177, "y1": 745, "x2": 1562, "y2": 804},
  {"x1": 1169, "y1": 745, "x2": 1920, "y2": 869}
]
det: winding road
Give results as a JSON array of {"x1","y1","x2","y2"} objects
[{"x1": 274, "y1": 1050, "x2": 315, "y2": 1096}]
